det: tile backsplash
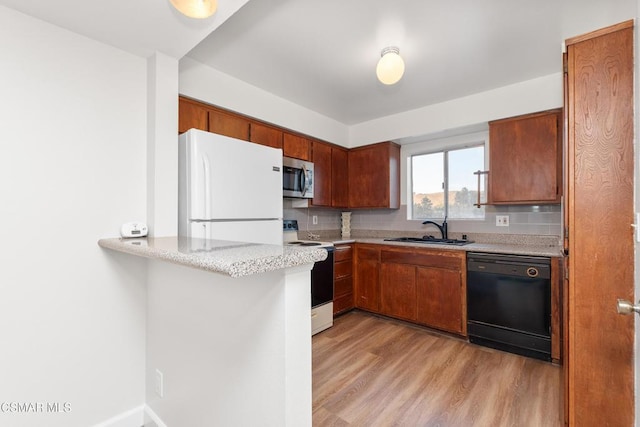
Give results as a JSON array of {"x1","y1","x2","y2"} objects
[{"x1": 284, "y1": 200, "x2": 561, "y2": 239}]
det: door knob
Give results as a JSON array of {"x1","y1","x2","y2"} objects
[{"x1": 617, "y1": 299, "x2": 640, "y2": 315}]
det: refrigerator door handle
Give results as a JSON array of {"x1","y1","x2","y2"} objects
[{"x1": 202, "y1": 154, "x2": 212, "y2": 218}]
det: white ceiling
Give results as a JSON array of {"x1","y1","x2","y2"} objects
[
  {"x1": 187, "y1": 0, "x2": 564, "y2": 125},
  {"x1": 0, "y1": 0, "x2": 634, "y2": 126}
]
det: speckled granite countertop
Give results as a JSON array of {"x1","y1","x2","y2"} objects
[
  {"x1": 351, "y1": 238, "x2": 563, "y2": 257},
  {"x1": 98, "y1": 236, "x2": 328, "y2": 278}
]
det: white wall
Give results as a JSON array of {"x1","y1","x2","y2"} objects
[
  {"x1": 0, "y1": 6, "x2": 147, "y2": 427},
  {"x1": 146, "y1": 260, "x2": 312, "y2": 426},
  {"x1": 350, "y1": 73, "x2": 563, "y2": 147},
  {"x1": 179, "y1": 57, "x2": 350, "y2": 147}
]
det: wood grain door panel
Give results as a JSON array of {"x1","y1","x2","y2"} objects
[
  {"x1": 489, "y1": 110, "x2": 561, "y2": 204},
  {"x1": 416, "y1": 267, "x2": 463, "y2": 334},
  {"x1": 380, "y1": 263, "x2": 417, "y2": 321},
  {"x1": 331, "y1": 147, "x2": 349, "y2": 207},
  {"x1": 565, "y1": 20, "x2": 634, "y2": 426},
  {"x1": 179, "y1": 98, "x2": 209, "y2": 133},
  {"x1": 283, "y1": 133, "x2": 311, "y2": 160},
  {"x1": 311, "y1": 141, "x2": 332, "y2": 207},
  {"x1": 208, "y1": 109, "x2": 250, "y2": 141},
  {"x1": 250, "y1": 122, "x2": 283, "y2": 149}
]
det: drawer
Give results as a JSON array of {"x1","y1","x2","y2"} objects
[
  {"x1": 381, "y1": 249, "x2": 462, "y2": 270},
  {"x1": 334, "y1": 260, "x2": 352, "y2": 280},
  {"x1": 333, "y1": 292, "x2": 354, "y2": 314},
  {"x1": 334, "y1": 276, "x2": 353, "y2": 297},
  {"x1": 356, "y1": 245, "x2": 380, "y2": 262},
  {"x1": 334, "y1": 245, "x2": 353, "y2": 262}
]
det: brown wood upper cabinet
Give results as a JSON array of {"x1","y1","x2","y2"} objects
[
  {"x1": 178, "y1": 97, "x2": 251, "y2": 141},
  {"x1": 178, "y1": 97, "x2": 209, "y2": 133},
  {"x1": 331, "y1": 146, "x2": 349, "y2": 207},
  {"x1": 250, "y1": 122, "x2": 283, "y2": 149},
  {"x1": 488, "y1": 109, "x2": 562, "y2": 204},
  {"x1": 283, "y1": 133, "x2": 311, "y2": 161},
  {"x1": 209, "y1": 109, "x2": 250, "y2": 141},
  {"x1": 311, "y1": 141, "x2": 349, "y2": 208},
  {"x1": 348, "y1": 141, "x2": 400, "y2": 209},
  {"x1": 311, "y1": 141, "x2": 332, "y2": 207}
]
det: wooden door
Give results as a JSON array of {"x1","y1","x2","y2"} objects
[{"x1": 565, "y1": 20, "x2": 634, "y2": 426}]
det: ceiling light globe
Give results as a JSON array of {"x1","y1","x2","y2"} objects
[
  {"x1": 170, "y1": 0, "x2": 217, "y2": 19},
  {"x1": 376, "y1": 47, "x2": 405, "y2": 85}
]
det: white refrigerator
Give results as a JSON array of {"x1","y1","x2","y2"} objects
[{"x1": 178, "y1": 129, "x2": 283, "y2": 245}]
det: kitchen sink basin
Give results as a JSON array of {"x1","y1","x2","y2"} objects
[{"x1": 383, "y1": 236, "x2": 474, "y2": 246}]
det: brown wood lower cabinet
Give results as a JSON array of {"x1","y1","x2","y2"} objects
[
  {"x1": 333, "y1": 244, "x2": 354, "y2": 315},
  {"x1": 380, "y1": 263, "x2": 417, "y2": 321},
  {"x1": 355, "y1": 244, "x2": 466, "y2": 336},
  {"x1": 354, "y1": 244, "x2": 381, "y2": 312},
  {"x1": 416, "y1": 266, "x2": 464, "y2": 335}
]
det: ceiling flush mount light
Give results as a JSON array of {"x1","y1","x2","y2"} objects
[
  {"x1": 170, "y1": 0, "x2": 217, "y2": 19},
  {"x1": 376, "y1": 46, "x2": 405, "y2": 85}
]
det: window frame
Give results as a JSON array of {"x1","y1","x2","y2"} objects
[{"x1": 402, "y1": 130, "x2": 489, "y2": 221}]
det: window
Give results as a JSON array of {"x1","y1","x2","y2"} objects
[{"x1": 411, "y1": 145, "x2": 485, "y2": 219}]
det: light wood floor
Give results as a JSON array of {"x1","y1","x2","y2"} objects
[{"x1": 312, "y1": 311, "x2": 561, "y2": 427}]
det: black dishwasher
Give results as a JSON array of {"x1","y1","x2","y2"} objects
[{"x1": 467, "y1": 252, "x2": 551, "y2": 361}]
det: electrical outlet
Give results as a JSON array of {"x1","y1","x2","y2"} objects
[
  {"x1": 496, "y1": 215, "x2": 510, "y2": 227},
  {"x1": 155, "y1": 369, "x2": 164, "y2": 398},
  {"x1": 312, "y1": 215, "x2": 318, "y2": 225}
]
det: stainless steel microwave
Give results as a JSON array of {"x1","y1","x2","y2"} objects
[{"x1": 283, "y1": 157, "x2": 314, "y2": 198}]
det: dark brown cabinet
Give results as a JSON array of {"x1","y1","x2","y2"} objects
[
  {"x1": 380, "y1": 262, "x2": 417, "y2": 322},
  {"x1": 354, "y1": 245, "x2": 381, "y2": 312},
  {"x1": 333, "y1": 244, "x2": 354, "y2": 315},
  {"x1": 488, "y1": 109, "x2": 562, "y2": 204},
  {"x1": 283, "y1": 133, "x2": 311, "y2": 161},
  {"x1": 348, "y1": 142, "x2": 400, "y2": 209},
  {"x1": 178, "y1": 96, "x2": 402, "y2": 211},
  {"x1": 312, "y1": 141, "x2": 349, "y2": 208},
  {"x1": 416, "y1": 266, "x2": 463, "y2": 334},
  {"x1": 311, "y1": 141, "x2": 332, "y2": 207},
  {"x1": 354, "y1": 244, "x2": 466, "y2": 336},
  {"x1": 379, "y1": 247, "x2": 465, "y2": 335},
  {"x1": 331, "y1": 147, "x2": 349, "y2": 207}
]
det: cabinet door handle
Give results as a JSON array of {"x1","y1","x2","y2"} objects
[{"x1": 473, "y1": 170, "x2": 489, "y2": 207}]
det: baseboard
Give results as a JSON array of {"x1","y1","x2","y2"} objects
[
  {"x1": 143, "y1": 406, "x2": 167, "y2": 427},
  {"x1": 91, "y1": 405, "x2": 144, "y2": 427}
]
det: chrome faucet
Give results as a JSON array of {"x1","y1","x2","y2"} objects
[{"x1": 422, "y1": 216, "x2": 448, "y2": 240}]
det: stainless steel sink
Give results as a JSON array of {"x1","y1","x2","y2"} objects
[{"x1": 383, "y1": 236, "x2": 474, "y2": 246}]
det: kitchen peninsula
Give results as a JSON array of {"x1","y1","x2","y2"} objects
[{"x1": 98, "y1": 236, "x2": 327, "y2": 427}]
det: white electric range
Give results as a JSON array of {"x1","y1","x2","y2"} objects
[{"x1": 283, "y1": 220, "x2": 334, "y2": 335}]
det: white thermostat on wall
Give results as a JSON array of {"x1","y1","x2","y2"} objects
[{"x1": 120, "y1": 222, "x2": 148, "y2": 238}]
